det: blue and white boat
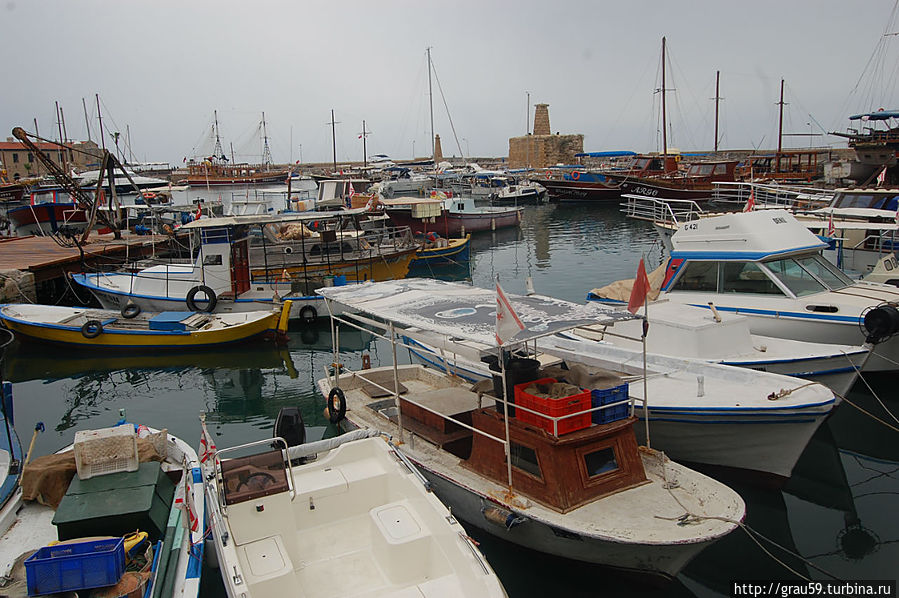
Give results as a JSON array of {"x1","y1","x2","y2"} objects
[
  {"x1": 588, "y1": 209, "x2": 899, "y2": 372},
  {"x1": 0, "y1": 330, "x2": 22, "y2": 540}
]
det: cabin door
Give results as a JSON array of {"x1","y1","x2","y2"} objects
[{"x1": 231, "y1": 239, "x2": 250, "y2": 295}]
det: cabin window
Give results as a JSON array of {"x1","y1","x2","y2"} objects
[
  {"x1": 670, "y1": 261, "x2": 719, "y2": 292},
  {"x1": 583, "y1": 447, "x2": 619, "y2": 478},
  {"x1": 203, "y1": 255, "x2": 223, "y2": 266},
  {"x1": 510, "y1": 442, "x2": 542, "y2": 479},
  {"x1": 792, "y1": 255, "x2": 853, "y2": 290},
  {"x1": 713, "y1": 164, "x2": 728, "y2": 175},
  {"x1": 763, "y1": 258, "x2": 827, "y2": 297},
  {"x1": 721, "y1": 262, "x2": 783, "y2": 295}
]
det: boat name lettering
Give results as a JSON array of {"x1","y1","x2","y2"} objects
[
  {"x1": 714, "y1": 225, "x2": 730, "y2": 230},
  {"x1": 632, "y1": 186, "x2": 659, "y2": 197},
  {"x1": 684, "y1": 223, "x2": 699, "y2": 231},
  {"x1": 773, "y1": 217, "x2": 787, "y2": 224}
]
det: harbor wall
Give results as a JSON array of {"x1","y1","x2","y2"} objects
[{"x1": 0, "y1": 270, "x2": 36, "y2": 303}]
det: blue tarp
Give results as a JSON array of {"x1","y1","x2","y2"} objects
[
  {"x1": 849, "y1": 110, "x2": 899, "y2": 121},
  {"x1": 575, "y1": 151, "x2": 637, "y2": 158}
]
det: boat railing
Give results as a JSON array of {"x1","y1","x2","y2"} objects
[
  {"x1": 712, "y1": 181, "x2": 833, "y2": 210},
  {"x1": 213, "y1": 436, "x2": 296, "y2": 513},
  {"x1": 620, "y1": 194, "x2": 705, "y2": 226}
]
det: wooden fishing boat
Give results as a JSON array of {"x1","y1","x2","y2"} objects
[
  {"x1": 184, "y1": 161, "x2": 289, "y2": 186},
  {"x1": 0, "y1": 421, "x2": 205, "y2": 598},
  {"x1": 316, "y1": 280, "x2": 745, "y2": 579},
  {"x1": 202, "y1": 418, "x2": 507, "y2": 597},
  {"x1": 71, "y1": 211, "x2": 417, "y2": 324},
  {"x1": 382, "y1": 196, "x2": 522, "y2": 236},
  {"x1": 0, "y1": 301, "x2": 290, "y2": 349},
  {"x1": 413, "y1": 233, "x2": 471, "y2": 265}
]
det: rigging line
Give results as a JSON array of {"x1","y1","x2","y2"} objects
[
  {"x1": 843, "y1": 351, "x2": 899, "y2": 426},
  {"x1": 427, "y1": 59, "x2": 465, "y2": 161},
  {"x1": 847, "y1": 0, "x2": 899, "y2": 97},
  {"x1": 650, "y1": 448, "x2": 840, "y2": 582}
]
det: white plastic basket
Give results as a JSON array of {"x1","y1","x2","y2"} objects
[{"x1": 73, "y1": 426, "x2": 139, "y2": 480}]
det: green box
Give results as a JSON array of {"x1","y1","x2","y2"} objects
[{"x1": 53, "y1": 461, "x2": 176, "y2": 542}]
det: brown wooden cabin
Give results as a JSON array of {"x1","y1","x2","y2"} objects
[{"x1": 393, "y1": 384, "x2": 648, "y2": 514}]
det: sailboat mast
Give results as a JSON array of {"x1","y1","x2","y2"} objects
[
  {"x1": 330, "y1": 109, "x2": 338, "y2": 174},
  {"x1": 96, "y1": 94, "x2": 106, "y2": 151},
  {"x1": 714, "y1": 70, "x2": 720, "y2": 153},
  {"x1": 361, "y1": 120, "x2": 368, "y2": 168},
  {"x1": 777, "y1": 79, "x2": 785, "y2": 173},
  {"x1": 213, "y1": 110, "x2": 224, "y2": 160},
  {"x1": 261, "y1": 111, "x2": 273, "y2": 167},
  {"x1": 427, "y1": 47, "x2": 436, "y2": 163},
  {"x1": 661, "y1": 36, "x2": 667, "y2": 157},
  {"x1": 82, "y1": 98, "x2": 91, "y2": 143}
]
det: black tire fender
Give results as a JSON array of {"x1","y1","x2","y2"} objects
[
  {"x1": 81, "y1": 320, "x2": 103, "y2": 339},
  {"x1": 300, "y1": 304, "x2": 317, "y2": 325},
  {"x1": 327, "y1": 387, "x2": 347, "y2": 423},
  {"x1": 186, "y1": 285, "x2": 217, "y2": 313},
  {"x1": 121, "y1": 302, "x2": 141, "y2": 319}
]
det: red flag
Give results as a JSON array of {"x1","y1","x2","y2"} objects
[
  {"x1": 827, "y1": 211, "x2": 835, "y2": 237},
  {"x1": 195, "y1": 204, "x2": 202, "y2": 220},
  {"x1": 495, "y1": 279, "x2": 525, "y2": 346},
  {"x1": 627, "y1": 258, "x2": 651, "y2": 315},
  {"x1": 743, "y1": 188, "x2": 755, "y2": 212},
  {"x1": 175, "y1": 470, "x2": 200, "y2": 533},
  {"x1": 199, "y1": 419, "x2": 216, "y2": 464}
]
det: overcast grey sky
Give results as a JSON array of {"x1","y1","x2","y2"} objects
[{"x1": 2, "y1": 0, "x2": 897, "y2": 166}]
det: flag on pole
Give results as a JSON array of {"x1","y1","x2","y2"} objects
[
  {"x1": 827, "y1": 211, "x2": 836, "y2": 237},
  {"x1": 495, "y1": 278, "x2": 525, "y2": 346},
  {"x1": 199, "y1": 417, "x2": 216, "y2": 464},
  {"x1": 627, "y1": 257, "x2": 652, "y2": 315},
  {"x1": 877, "y1": 166, "x2": 887, "y2": 186},
  {"x1": 743, "y1": 188, "x2": 756, "y2": 212},
  {"x1": 175, "y1": 469, "x2": 200, "y2": 533}
]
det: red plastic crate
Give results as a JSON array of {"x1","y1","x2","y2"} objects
[{"x1": 514, "y1": 378, "x2": 591, "y2": 436}]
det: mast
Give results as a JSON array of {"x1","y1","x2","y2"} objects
[
  {"x1": 526, "y1": 91, "x2": 530, "y2": 170},
  {"x1": 82, "y1": 98, "x2": 92, "y2": 143},
  {"x1": 427, "y1": 47, "x2": 436, "y2": 184},
  {"x1": 661, "y1": 36, "x2": 667, "y2": 158},
  {"x1": 261, "y1": 111, "x2": 273, "y2": 167},
  {"x1": 777, "y1": 79, "x2": 785, "y2": 174},
  {"x1": 96, "y1": 94, "x2": 106, "y2": 151},
  {"x1": 360, "y1": 120, "x2": 370, "y2": 168},
  {"x1": 329, "y1": 109, "x2": 339, "y2": 174},
  {"x1": 714, "y1": 70, "x2": 720, "y2": 153},
  {"x1": 212, "y1": 110, "x2": 224, "y2": 160},
  {"x1": 55, "y1": 101, "x2": 67, "y2": 171}
]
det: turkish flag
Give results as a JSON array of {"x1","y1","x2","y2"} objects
[{"x1": 627, "y1": 258, "x2": 651, "y2": 315}]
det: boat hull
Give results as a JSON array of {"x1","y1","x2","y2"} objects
[
  {"x1": 533, "y1": 178, "x2": 622, "y2": 202},
  {"x1": 386, "y1": 208, "x2": 522, "y2": 236}
]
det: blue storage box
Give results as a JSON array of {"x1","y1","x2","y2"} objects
[
  {"x1": 148, "y1": 312, "x2": 191, "y2": 331},
  {"x1": 590, "y1": 383, "x2": 630, "y2": 425},
  {"x1": 25, "y1": 537, "x2": 125, "y2": 595}
]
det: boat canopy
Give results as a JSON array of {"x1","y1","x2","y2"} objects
[
  {"x1": 318, "y1": 279, "x2": 635, "y2": 347},
  {"x1": 849, "y1": 110, "x2": 899, "y2": 121},
  {"x1": 179, "y1": 208, "x2": 372, "y2": 230},
  {"x1": 670, "y1": 209, "x2": 828, "y2": 260},
  {"x1": 575, "y1": 151, "x2": 637, "y2": 158}
]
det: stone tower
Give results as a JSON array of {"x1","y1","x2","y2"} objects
[
  {"x1": 533, "y1": 104, "x2": 550, "y2": 136},
  {"x1": 433, "y1": 134, "x2": 443, "y2": 163}
]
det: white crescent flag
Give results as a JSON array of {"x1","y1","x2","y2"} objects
[{"x1": 495, "y1": 280, "x2": 525, "y2": 346}]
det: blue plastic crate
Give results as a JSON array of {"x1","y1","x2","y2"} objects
[
  {"x1": 590, "y1": 383, "x2": 630, "y2": 425},
  {"x1": 25, "y1": 537, "x2": 125, "y2": 596}
]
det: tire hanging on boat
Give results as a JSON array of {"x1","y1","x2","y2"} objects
[
  {"x1": 327, "y1": 387, "x2": 347, "y2": 423},
  {"x1": 186, "y1": 285, "x2": 217, "y2": 313},
  {"x1": 299, "y1": 305, "x2": 317, "y2": 325},
  {"x1": 121, "y1": 301, "x2": 141, "y2": 319},
  {"x1": 81, "y1": 320, "x2": 103, "y2": 339}
]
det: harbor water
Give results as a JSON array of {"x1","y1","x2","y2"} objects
[{"x1": 2, "y1": 203, "x2": 896, "y2": 596}]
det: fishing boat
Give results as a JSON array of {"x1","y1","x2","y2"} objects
[
  {"x1": 341, "y1": 279, "x2": 841, "y2": 478},
  {"x1": 0, "y1": 329, "x2": 22, "y2": 539},
  {"x1": 0, "y1": 301, "x2": 290, "y2": 349},
  {"x1": 588, "y1": 209, "x2": 899, "y2": 372},
  {"x1": 316, "y1": 279, "x2": 745, "y2": 579},
  {"x1": 412, "y1": 233, "x2": 471, "y2": 265},
  {"x1": 0, "y1": 419, "x2": 205, "y2": 597},
  {"x1": 202, "y1": 415, "x2": 507, "y2": 597},
  {"x1": 381, "y1": 196, "x2": 522, "y2": 237},
  {"x1": 71, "y1": 211, "x2": 417, "y2": 323},
  {"x1": 5, "y1": 188, "x2": 97, "y2": 236}
]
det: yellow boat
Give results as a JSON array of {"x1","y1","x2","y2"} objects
[{"x1": 0, "y1": 301, "x2": 291, "y2": 349}]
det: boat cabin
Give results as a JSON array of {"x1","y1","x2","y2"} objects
[
  {"x1": 661, "y1": 209, "x2": 855, "y2": 300},
  {"x1": 735, "y1": 150, "x2": 826, "y2": 183}
]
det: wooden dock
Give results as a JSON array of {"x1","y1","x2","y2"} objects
[{"x1": 0, "y1": 233, "x2": 183, "y2": 299}]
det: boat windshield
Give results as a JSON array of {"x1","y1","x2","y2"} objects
[
  {"x1": 831, "y1": 192, "x2": 899, "y2": 211},
  {"x1": 763, "y1": 254, "x2": 853, "y2": 296}
]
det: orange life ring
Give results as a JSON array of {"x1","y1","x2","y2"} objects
[
  {"x1": 142, "y1": 191, "x2": 157, "y2": 200},
  {"x1": 571, "y1": 171, "x2": 580, "y2": 180},
  {"x1": 545, "y1": 170, "x2": 551, "y2": 177}
]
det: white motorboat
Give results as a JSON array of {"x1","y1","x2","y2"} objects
[
  {"x1": 202, "y1": 418, "x2": 506, "y2": 597},
  {"x1": 316, "y1": 279, "x2": 745, "y2": 579},
  {"x1": 590, "y1": 209, "x2": 899, "y2": 372},
  {"x1": 0, "y1": 420, "x2": 204, "y2": 597}
]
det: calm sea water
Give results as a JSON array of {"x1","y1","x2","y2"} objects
[{"x1": 2, "y1": 203, "x2": 896, "y2": 596}]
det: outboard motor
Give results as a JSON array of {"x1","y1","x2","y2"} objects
[
  {"x1": 274, "y1": 406, "x2": 306, "y2": 448},
  {"x1": 861, "y1": 304, "x2": 899, "y2": 344}
]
